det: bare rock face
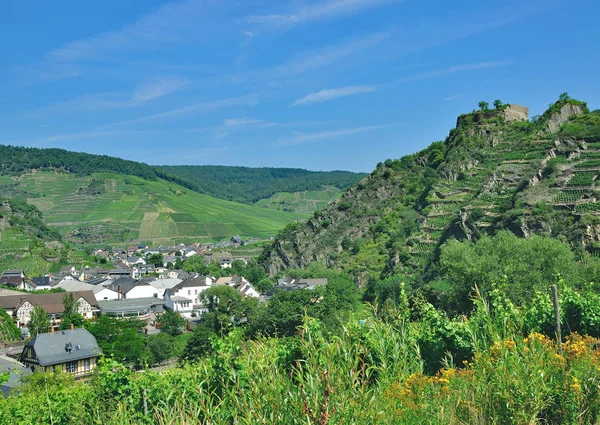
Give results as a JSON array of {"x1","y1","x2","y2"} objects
[
  {"x1": 546, "y1": 103, "x2": 586, "y2": 133},
  {"x1": 501, "y1": 104, "x2": 529, "y2": 122}
]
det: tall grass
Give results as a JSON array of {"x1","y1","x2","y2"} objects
[{"x1": 3, "y1": 286, "x2": 600, "y2": 424}]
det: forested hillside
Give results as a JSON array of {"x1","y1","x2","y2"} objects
[
  {"x1": 158, "y1": 165, "x2": 366, "y2": 204},
  {"x1": 261, "y1": 95, "x2": 600, "y2": 289}
]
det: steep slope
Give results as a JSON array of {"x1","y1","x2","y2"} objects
[
  {"x1": 261, "y1": 96, "x2": 599, "y2": 283},
  {"x1": 0, "y1": 196, "x2": 65, "y2": 275},
  {"x1": 0, "y1": 172, "x2": 303, "y2": 245},
  {"x1": 157, "y1": 165, "x2": 366, "y2": 204}
]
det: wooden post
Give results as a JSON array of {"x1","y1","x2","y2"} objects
[
  {"x1": 551, "y1": 284, "x2": 562, "y2": 352},
  {"x1": 143, "y1": 388, "x2": 148, "y2": 416}
]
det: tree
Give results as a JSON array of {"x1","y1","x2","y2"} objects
[
  {"x1": 493, "y1": 99, "x2": 503, "y2": 109},
  {"x1": 255, "y1": 278, "x2": 274, "y2": 294},
  {"x1": 438, "y1": 231, "x2": 582, "y2": 313},
  {"x1": 29, "y1": 305, "x2": 50, "y2": 337},
  {"x1": 174, "y1": 257, "x2": 183, "y2": 269},
  {"x1": 183, "y1": 256, "x2": 209, "y2": 274},
  {"x1": 60, "y1": 293, "x2": 84, "y2": 330},
  {"x1": 200, "y1": 286, "x2": 244, "y2": 335},
  {"x1": 180, "y1": 326, "x2": 215, "y2": 362},
  {"x1": 478, "y1": 101, "x2": 489, "y2": 112},
  {"x1": 146, "y1": 253, "x2": 163, "y2": 268},
  {"x1": 146, "y1": 333, "x2": 174, "y2": 365},
  {"x1": 559, "y1": 92, "x2": 571, "y2": 102},
  {"x1": 86, "y1": 316, "x2": 146, "y2": 366},
  {"x1": 63, "y1": 293, "x2": 77, "y2": 316},
  {"x1": 244, "y1": 260, "x2": 267, "y2": 284},
  {"x1": 159, "y1": 310, "x2": 186, "y2": 336},
  {"x1": 0, "y1": 306, "x2": 22, "y2": 341}
]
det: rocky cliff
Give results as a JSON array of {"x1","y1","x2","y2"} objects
[{"x1": 261, "y1": 97, "x2": 599, "y2": 283}]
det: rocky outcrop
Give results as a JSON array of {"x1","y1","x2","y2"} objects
[
  {"x1": 501, "y1": 104, "x2": 529, "y2": 122},
  {"x1": 545, "y1": 103, "x2": 586, "y2": 133}
]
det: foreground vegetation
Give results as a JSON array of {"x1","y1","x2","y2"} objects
[
  {"x1": 5, "y1": 233, "x2": 600, "y2": 424},
  {"x1": 3, "y1": 277, "x2": 600, "y2": 424}
]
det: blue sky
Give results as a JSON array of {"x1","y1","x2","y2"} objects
[{"x1": 1, "y1": 0, "x2": 599, "y2": 172}]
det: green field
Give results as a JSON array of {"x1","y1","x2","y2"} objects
[
  {"x1": 1, "y1": 172, "x2": 304, "y2": 245},
  {"x1": 255, "y1": 185, "x2": 343, "y2": 214}
]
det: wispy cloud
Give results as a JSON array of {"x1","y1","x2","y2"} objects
[
  {"x1": 277, "y1": 124, "x2": 391, "y2": 146},
  {"x1": 101, "y1": 93, "x2": 262, "y2": 129},
  {"x1": 228, "y1": 31, "x2": 390, "y2": 85},
  {"x1": 130, "y1": 76, "x2": 189, "y2": 104},
  {"x1": 246, "y1": 0, "x2": 401, "y2": 27},
  {"x1": 444, "y1": 94, "x2": 465, "y2": 101},
  {"x1": 45, "y1": 1, "x2": 201, "y2": 64},
  {"x1": 223, "y1": 117, "x2": 276, "y2": 128},
  {"x1": 292, "y1": 85, "x2": 376, "y2": 106},
  {"x1": 5, "y1": 130, "x2": 149, "y2": 148},
  {"x1": 216, "y1": 117, "x2": 278, "y2": 140},
  {"x1": 396, "y1": 60, "x2": 511, "y2": 83},
  {"x1": 274, "y1": 32, "x2": 390, "y2": 77},
  {"x1": 23, "y1": 76, "x2": 189, "y2": 117}
]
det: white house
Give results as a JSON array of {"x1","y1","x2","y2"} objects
[
  {"x1": 0, "y1": 291, "x2": 98, "y2": 328},
  {"x1": 93, "y1": 284, "x2": 119, "y2": 301},
  {"x1": 216, "y1": 276, "x2": 260, "y2": 298},
  {"x1": 125, "y1": 256, "x2": 146, "y2": 267},
  {"x1": 220, "y1": 258, "x2": 233, "y2": 269},
  {"x1": 126, "y1": 281, "x2": 159, "y2": 299},
  {"x1": 164, "y1": 276, "x2": 215, "y2": 318},
  {"x1": 149, "y1": 278, "x2": 182, "y2": 298}
]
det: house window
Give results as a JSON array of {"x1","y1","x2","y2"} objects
[
  {"x1": 84, "y1": 359, "x2": 90, "y2": 371},
  {"x1": 188, "y1": 290, "x2": 191, "y2": 295},
  {"x1": 194, "y1": 289, "x2": 197, "y2": 295},
  {"x1": 66, "y1": 361, "x2": 77, "y2": 373}
]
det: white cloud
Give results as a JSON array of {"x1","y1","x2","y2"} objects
[
  {"x1": 130, "y1": 76, "x2": 189, "y2": 105},
  {"x1": 277, "y1": 124, "x2": 391, "y2": 146},
  {"x1": 246, "y1": 0, "x2": 401, "y2": 27},
  {"x1": 273, "y1": 32, "x2": 390, "y2": 77},
  {"x1": 24, "y1": 76, "x2": 189, "y2": 115},
  {"x1": 396, "y1": 60, "x2": 511, "y2": 83},
  {"x1": 291, "y1": 85, "x2": 376, "y2": 106},
  {"x1": 223, "y1": 117, "x2": 267, "y2": 127},
  {"x1": 100, "y1": 93, "x2": 262, "y2": 129}
]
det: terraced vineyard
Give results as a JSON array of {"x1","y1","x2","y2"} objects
[
  {"x1": 1, "y1": 172, "x2": 304, "y2": 244},
  {"x1": 262, "y1": 99, "x2": 600, "y2": 280},
  {"x1": 254, "y1": 185, "x2": 343, "y2": 214}
]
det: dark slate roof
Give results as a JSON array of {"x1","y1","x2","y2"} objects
[
  {"x1": 0, "y1": 291, "x2": 98, "y2": 314},
  {"x1": 108, "y1": 277, "x2": 139, "y2": 294},
  {"x1": 31, "y1": 276, "x2": 51, "y2": 287},
  {"x1": 21, "y1": 329, "x2": 102, "y2": 367}
]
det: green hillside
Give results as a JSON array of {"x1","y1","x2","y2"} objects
[
  {"x1": 254, "y1": 185, "x2": 344, "y2": 214},
  {"x1": 261, "y1": 95, "x2": 600, "y2": 285},
  {"x1": 0, "y1": 172, "x2": 303, "y2": 245},
  {"x1": 158, "y1": 165, "x2": 366, "y2": 204},
  {"x1": 0, "y1": 195, "x2": 67, "y2": 275}
]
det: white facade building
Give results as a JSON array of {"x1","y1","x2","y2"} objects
[{"x1": 163, "y1": 276, "x2": 214, "y2": 318}]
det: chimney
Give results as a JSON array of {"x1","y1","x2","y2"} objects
[{"x1": 70, "y1": 323, "x2": 74, "y2": 330}]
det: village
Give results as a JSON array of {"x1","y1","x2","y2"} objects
[{"x1": 0, "y1": 236, "x2": 328, "y2": 396}]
